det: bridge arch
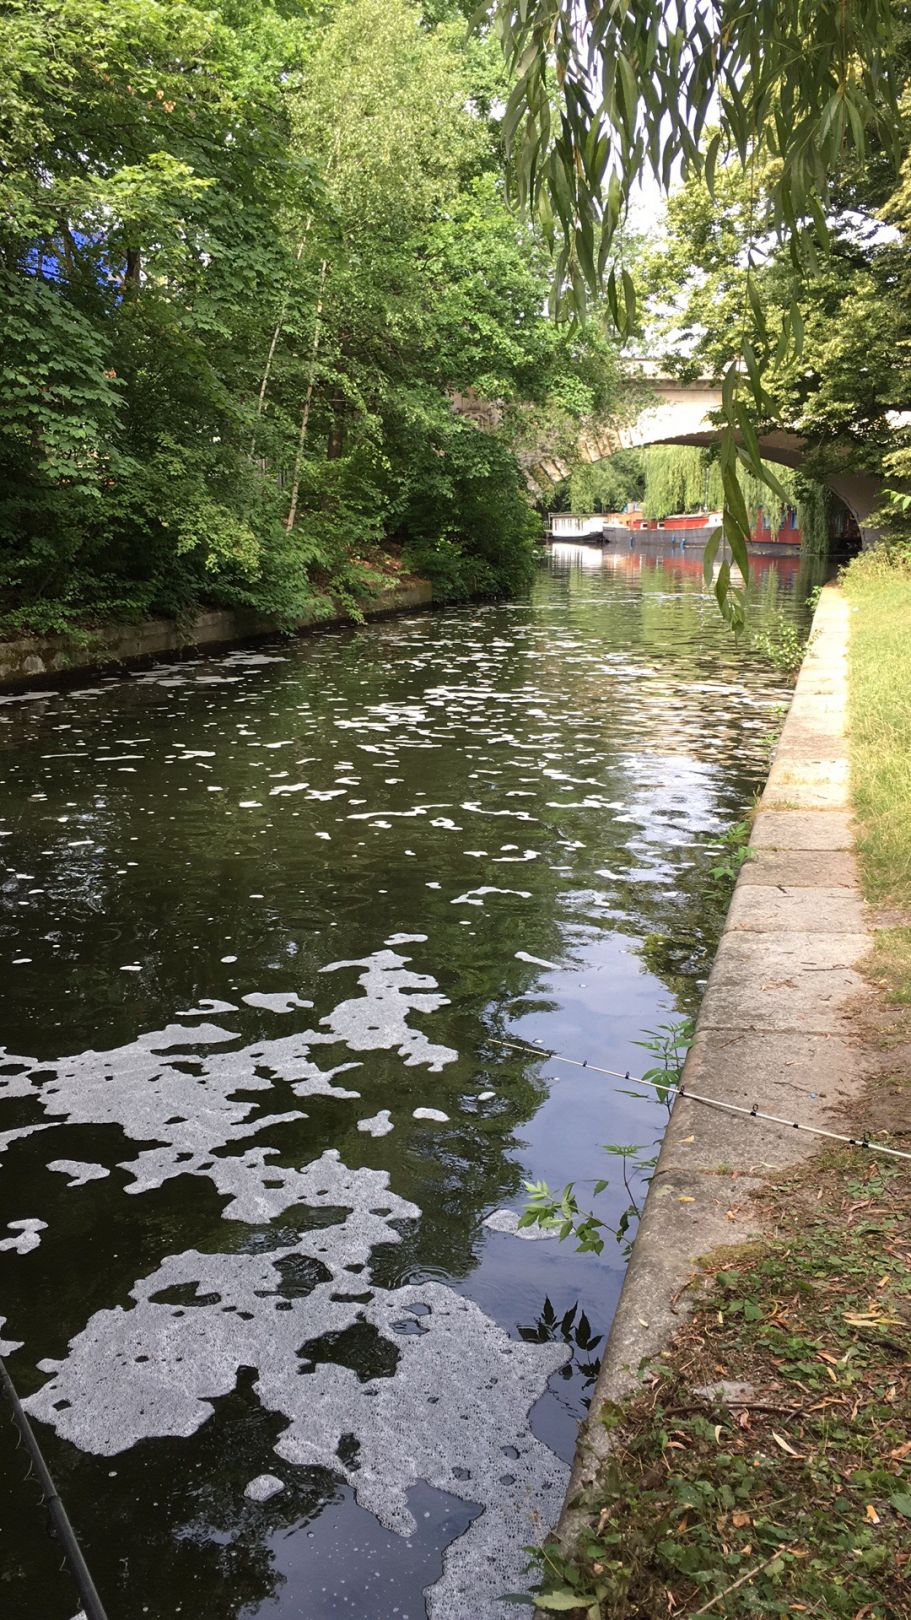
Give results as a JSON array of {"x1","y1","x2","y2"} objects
[{"x1": 536, "y1": 374, "x2": 883, "y2": 545}]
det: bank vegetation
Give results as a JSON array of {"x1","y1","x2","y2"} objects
[{"x1": 0, "y1": 0, "x2": 626, "y2": 634}]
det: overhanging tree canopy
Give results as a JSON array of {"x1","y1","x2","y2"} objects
[{"x1": 489, "y1": 0, "x2": 906, "y2": 620}]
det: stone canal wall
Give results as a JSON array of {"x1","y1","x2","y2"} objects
[
  {"x1": 0, "y1": 579, "x2": 433, "y2": 689},
  {"x1": 553, "y1": 584, "x2": 872, "y2": 1549}
]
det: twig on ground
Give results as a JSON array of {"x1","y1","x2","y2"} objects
[
  {"x1": 663, "y1": 1401, "x2": 804, "y2": 1418},
  {"x1": 686, "y1": 1544, "x2": 797, "y2": 1616}
]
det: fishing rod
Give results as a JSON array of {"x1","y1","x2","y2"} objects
[
  {"x1": 0, "y1": 1353, "x2": 109, "y2": 1620},
  {"x1": 490, "y1": 1038, "x2": 911, "y2": 1164}
]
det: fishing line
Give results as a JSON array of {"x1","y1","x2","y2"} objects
[
  {"x1": 0, "y1": 1354, "x2": 109, "y2": 1620},
  {"x1": 489, "y1": 1039, "x2": 911, "y2": 1164}
]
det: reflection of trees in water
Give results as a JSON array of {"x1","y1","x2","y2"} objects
[{"x1": 518, "y1": 1298, "x2": 603, "y2": 1393}]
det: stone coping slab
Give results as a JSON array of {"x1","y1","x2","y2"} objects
[
  {"x1": 726, "y1": 883, "x2": 867, "y2": 933},
  {"x1": 738, "y1": 849, "x2": 858, "y2": 887},
  {"x1": 697, "y1": 931, "x2": 869, "y2": 1035},
  {"x1": 751, "y1": 809, "x2": 856, "y2": 850}
]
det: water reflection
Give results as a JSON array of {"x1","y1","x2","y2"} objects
[{"x1": 0, "y1": 549, "x2": 821, "y2": 1618}]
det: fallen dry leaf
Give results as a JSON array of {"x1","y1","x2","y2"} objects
[
  {"x1": 771, "y1": 1431, "x2": 804, "y2": 1458},
  {"x1": 844, "y1": 1312, "x2": 903, "y2": 1328}
]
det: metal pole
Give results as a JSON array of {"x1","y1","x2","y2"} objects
[{"x1": 0, "y1": 1355, "x2": 109, "y2": 1620}]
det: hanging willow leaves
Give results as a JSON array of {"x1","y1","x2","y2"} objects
[{"x1": 488, "y1": 0, "x2": 902, "y2": 618}]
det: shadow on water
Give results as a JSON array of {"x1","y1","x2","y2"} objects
[{"x1": 0, "y1": 547, "x2": 824, "y2": 1618}]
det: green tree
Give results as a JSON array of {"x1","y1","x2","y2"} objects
[
  {"x1": 563, "y1": 450, "x2": 644, "y2": 515},
  {"x1": 0, "y1": 0, "x2": 316, "y2": 624},
  {"x1": 0, "y1": 0, "x2": 627, "y2": 626}
]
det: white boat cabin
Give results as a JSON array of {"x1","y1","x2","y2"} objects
[{"x1": 548, "y1": 513, "x2": 605, "y2": 540}]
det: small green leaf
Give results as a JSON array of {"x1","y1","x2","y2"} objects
[
  {"x1": 702, "y1": 527, "x2": 721, "y2": 588},
  {"x1": 536, "y1": 1592, "x2": 593, "y2": 1612}
]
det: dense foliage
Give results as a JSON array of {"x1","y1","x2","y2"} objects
[
  {"x1": 0, "y1": 0, "x2": 622, "y2": 632},
  {"x1": 491, "y1": 0, "x2": 902, "y2": 308},
  {"x1": 640, "y1": 146, "x2": 910, "y2": 544}
]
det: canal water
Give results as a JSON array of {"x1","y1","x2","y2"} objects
[{"x1": 0, "y1": 546, "x2": 822, "y2": 1619}]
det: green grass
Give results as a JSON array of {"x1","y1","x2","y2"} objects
[{"x1": 843, "y1": 554, "x2": 911, "y2": 915}]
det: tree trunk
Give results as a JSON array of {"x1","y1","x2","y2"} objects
[
  {"x1": 284, "y1": 258, "x2": 329, "y2": 535},
  {"x1": 250, "y1": 233, "x2": 308, "y2": 454},
  {"x1": 253, "y1": 131, "x2": 342, "y2": 450},
  {"x1": 326, "y1": 389, "x2": 345, "y2": 461}
]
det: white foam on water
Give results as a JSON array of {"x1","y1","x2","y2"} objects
[
  {"x1": 244, "y1": 1473, "x2": 285, "y2": 1502},
  {"x1": 357, "y1": 1110, "x2": 394, "y2": 1137},
  {"x1": 47, "y1": 1161, "x2": 110, "y2": 1187},
  {"x1": 514, "y1": 951, "x2": 560, "y2": 970},
  {"x1": 0, "y1": 948, "x2": 455, "y2": 1217},
  {"x1": 175, "y1": 1000, "x2": 239, "y2": 1016},
  {"x1": 483, "y1": 1209, "x2": 558, "y2": 1241},
  {"x1": 25, "y1": 1158, "x2": 568, "y2": 1620},
  {"x1": 0, "y1": 1217, "x2": 47, "y2": 1254},
  {"x1": 451, "y1": 887, "x2": 532, "y2": 907},
  {"x1": 242, "y1": 992, "x2": 313, "y2": 1014},
  {"x1": 0, "y1": 1315, "x2": 23, "y2": 1354}
]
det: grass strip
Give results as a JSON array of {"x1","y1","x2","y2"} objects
[{"x1": 843, "y1": 555, "x2": 911, "y2": 915}]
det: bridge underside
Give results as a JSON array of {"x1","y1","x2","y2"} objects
[{"x1": 641, "y1": 430, "x2": 882, "y2": 544}]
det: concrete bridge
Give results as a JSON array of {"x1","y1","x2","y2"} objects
[{"x1": 453, "y1": 367, "x2": 884, "y2": 544}]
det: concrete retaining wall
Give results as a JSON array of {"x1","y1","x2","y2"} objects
[
  {"x1": 0, "y1": 579, "x2": 433, "y2": 689},
  {"x1": 553, "y1": 584, "x2": 871, "y2": 1546}
]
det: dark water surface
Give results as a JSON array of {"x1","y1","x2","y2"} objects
[{"x1": 0, "y1": 546, "x2": 821, "y2": 1619}]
